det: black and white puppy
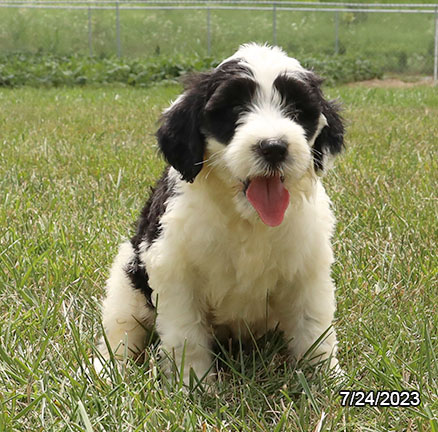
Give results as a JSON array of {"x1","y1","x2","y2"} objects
[{"x1": 96, "y1": 44, "x2": 344, "y2": 382}]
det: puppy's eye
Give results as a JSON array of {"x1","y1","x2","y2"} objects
[
  {"x1": 204, "y1": 102, "x2": 247, "y2": 145},
  {"x1": 207, "y1": 99, "x2": 244, "y2": 114},
  {"x1": 206, "y1": 77, "x2": 256, "y2": 113},
  {"x1": 231, "y1": 104, "x2": 245, "y2": 115},
  {"x1": 203, "y1": 76, "x2": 256, "y2": 144},
  {"x1": 274, "y1": 75, "x2": 320, "y2": 118},
  {"x1": 280, "y1": 101, "x2": 299, "y2": 120},
  {"x1": 206, "y1": 102, "x2": 245, "y2": 119}
]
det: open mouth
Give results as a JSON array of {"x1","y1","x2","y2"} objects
[{"x1": 244, "y1": 174, "x2": 290, "y2": 227}]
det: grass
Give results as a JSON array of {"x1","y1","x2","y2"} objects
[
  {"x1": 0, "y1": 83, "x2": 437, "y2": 431},
  {"x1": 0, "y1": 4, "x2": 436, "y2": 74}
]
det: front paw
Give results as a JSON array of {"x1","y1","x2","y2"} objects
[
  {"x1": 328, "y1": 357, "x2": 346, "y2": 379},
  {"x1": 160, "y1": 346, "x2": 214, "y2": 386}
]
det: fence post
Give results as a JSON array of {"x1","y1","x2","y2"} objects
[
  {"x1": 88, "y1": 6, "x2": 93, "y2": 56},
  {"x1": 207, "y1": 6, "x2": 211, "y2": 56},
  {"x1": 434, "y1": 7, "x2": 438, "y2": 83},
  {"x1": 115, "y1": 0, "x2": 121, "y2": 57},
  {"x1": 334, "y1": 10, "x2": 339, "y2": 55},
  {"x1": 273, "y1": 3, "x2": 277, "y2": 46}
]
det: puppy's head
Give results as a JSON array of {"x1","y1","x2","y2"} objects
[{"x1": 157, "y1": 43, "x2": 344, "y2": 226}]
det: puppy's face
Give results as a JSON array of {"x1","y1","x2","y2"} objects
[{"x1": 157, "y1": 44, "x2": 344, "y2": 226}]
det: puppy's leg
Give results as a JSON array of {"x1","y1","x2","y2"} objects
[
  {"x1": 275, "y1": 272, "x2": 339, "y2": 370},
  {"x1": 97, "y1": 241, "x2": 154, "y2": 367},
  {"x1": 152, "y1": 278, "x2": 213, "y2": 384}
]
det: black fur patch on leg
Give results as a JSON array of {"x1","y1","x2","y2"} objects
[
  {"x1": 125, "y1": 254, "x2": 153, "y2": 307},
  {"x1": 125, "y1": 167, "x2": 177, "y2": 306},
  {"x1": 131, "y1": 167, "x2": 175, "y2": 248}
]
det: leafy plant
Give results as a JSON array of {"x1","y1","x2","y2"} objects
[{"x1": 0, "y1": 52, "x2": 382, "y2": 88}]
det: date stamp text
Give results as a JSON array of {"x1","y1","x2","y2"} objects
[{"x1": 339, "y1": 390, "x2": 420, "y2": 407}]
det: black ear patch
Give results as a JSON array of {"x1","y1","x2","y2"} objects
[
  {"x1": 274, "y1": 73, "x2": 322, "y2": 140},
  {"x1": 204, "y1": 76, "x2": 256, "y2": 144},
  {"x1": 312, "y1": 98, "x2": 344, "y2": 173},
  {"x1": 156, "y1": 60, "x2": 255, "y2": 183},
  {"x1": 302, "y1": 72, "x2": 344, "y2": 173},
  {"x1": 274, "y1": 71, "x2": 345, "y2": 173},
  {"x1": 156, "y1": 73, "x2": 211, "y2": 183}
]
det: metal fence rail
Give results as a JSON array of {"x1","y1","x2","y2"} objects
[
  {"x1": 1, "y1": 1, "x2": 437, "y2": 81},
  {"x1": 1, "y1": 2, "x2": 437, "y2": 13},
  {"x1": 0, "y1": 1, "x2": 436, "y2": 6}
]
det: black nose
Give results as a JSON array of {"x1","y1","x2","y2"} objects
[{"x1": 257, "y1": 139, "x2": 288, "y2": 165}]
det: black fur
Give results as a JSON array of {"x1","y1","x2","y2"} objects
[
  {"x1": 274, "y1": 71, "x2": 344, "y2": 173},
  {"x1": 125, "y1": 254, "x2": 153, "y2": 307},
  {"x1": 302, "y1": 72, "x2": 344, "y2": 172},
  {"x1": 312, "y1": 97, "x2": 344, "y2": 173},
  {"x1": 204, "y1": 74, "x2": 256, "y2": 144},
  {"x1": 274, "y1": 73, "x2": 322, "y2": 140},
  {"x1": 156, "y1": 60, "x2": 255, "y2": 183},
  {"x1": 126, "y1": 167, "x2": 176, "y2": 306},
  {"x1": 131, "y1": 167, "x2": 174, "y2": 249},
  {"x1": 156, "y1": 79, "x2": 207, "y2": 183}
]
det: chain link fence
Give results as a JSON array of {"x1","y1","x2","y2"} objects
[{"x1": 1, "y1": 1, "x2": 437, "y2": 79}]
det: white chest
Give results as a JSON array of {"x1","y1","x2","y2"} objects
[{"x1": 144, "y1": 175, "x2": 333, "y2": 333}]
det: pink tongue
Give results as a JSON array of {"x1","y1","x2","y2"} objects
[{"x1": 246, "y1": 175, "x2": 290, "y2": 227}]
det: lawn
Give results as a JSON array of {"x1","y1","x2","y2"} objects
[{"x1": 0, "y1": 83, "x2": 437, "y2": 431}]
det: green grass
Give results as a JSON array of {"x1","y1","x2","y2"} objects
[
  {"x1": 1, "y1": 84, "x2": 437, "y2": 431},
  {"x1": 0, "y1": 4, "x2": 436, "y2": 74}
]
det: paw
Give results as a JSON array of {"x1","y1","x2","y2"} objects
[
  {"x1": 329, "y1": 358, "x2": 346, "y2": 379},
  {"x1": 92, "y1": 356, "x2": 119, "y2": 377},
  {"x1": 159, "y1": 347, "x2": 214, "y2": 387},
  {"x1": 82, "y1": 355, "x2": 125, "y2": 382}
]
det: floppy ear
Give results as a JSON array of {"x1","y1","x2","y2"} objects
[
  {"x1": 156, "y1": 73, "x2": 210, "y2": 183},
  {"x1": 312, "y1": 98, "x2": 344, "y2": 174},
  {"x1": 302, "y1": 72, "x2": 345, "y2": 174}
]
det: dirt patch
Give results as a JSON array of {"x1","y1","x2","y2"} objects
[{"x1": 348, "y1": 77, "x2": 436, "y2": 88}]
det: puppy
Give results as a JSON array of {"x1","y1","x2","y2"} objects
[{"x1": 96, "y1": 43, "x2": 344, "y2": 383}]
